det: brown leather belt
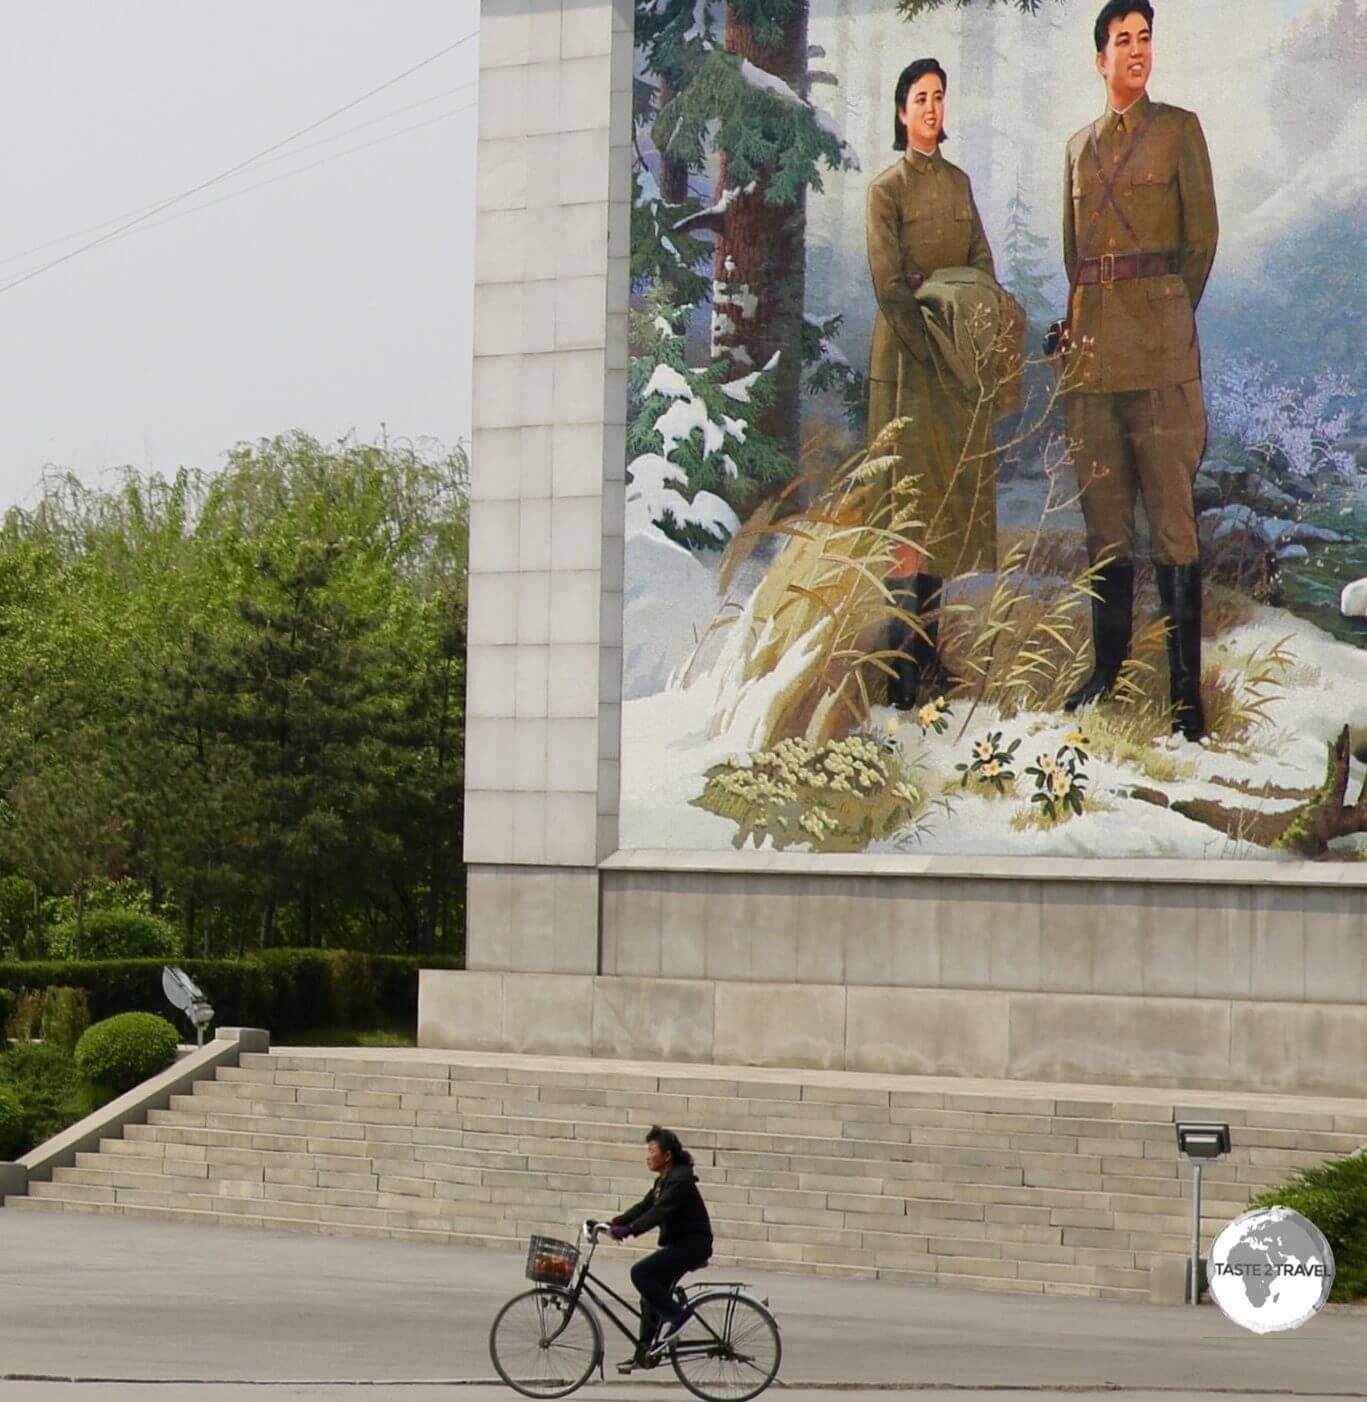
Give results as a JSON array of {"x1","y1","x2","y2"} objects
[{"x1": 1076, "y1": 251, "x2": 1179, "y2": 286}]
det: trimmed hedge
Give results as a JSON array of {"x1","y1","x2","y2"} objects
[
  {"x1": 75, "y1": 1012, "x2": 180, "y2": 1092},
  {"x1": 0, "y1": 951, "x2": 462, "y2": 1042}
]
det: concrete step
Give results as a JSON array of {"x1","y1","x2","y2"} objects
[
  {"x1": 146, "y1": 1097, "x2": 1296, "y2": 1197},
  {"x1": 14, "y1": 1046, "x2": 1362, "y2": 1306}
]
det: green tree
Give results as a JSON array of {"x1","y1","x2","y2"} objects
[{"x1": 0, "y1": 432, "x2": 468, "y2": 961}]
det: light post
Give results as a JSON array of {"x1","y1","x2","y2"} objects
[
  {"x1": 1175, "y1": 1121, "x2": 1231, "y2": 1306},
  {"x1": 162, "y1": 965, "x2": 215, "y2": 1047}
]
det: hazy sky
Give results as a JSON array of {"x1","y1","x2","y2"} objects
[{"x1": 0, "y1": 2, "x2": 478, "y2": 511}]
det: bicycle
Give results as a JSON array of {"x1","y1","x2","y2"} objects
[{"x1": 489, "y1": 1220, "x2": 782, "y2": 1401}]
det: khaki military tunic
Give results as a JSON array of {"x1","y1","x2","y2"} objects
[
  {"x1": 866, "y1": 147, "x2": 997, "y2": 577},
  {"x1": 1062, "y1": 94, "x2": 1219, "y2": 566}
]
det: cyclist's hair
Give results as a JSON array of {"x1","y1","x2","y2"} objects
[{"x1": 646, "y1": 1125, "x2": 693, "y2": 1166}]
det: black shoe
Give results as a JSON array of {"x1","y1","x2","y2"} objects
[
  {"x1": 1156, "y1": 562, "x2": 1206, "y2": 740},
  {"x1": 617, "y1": 1348, "x2": 652, "y2": 1374},
  {"x1": 885, "y1": 574, "x2": 949, "y2": 710},
  {"x1": 1063, "y1": 559, "x2": 1135, "y2": 712}
]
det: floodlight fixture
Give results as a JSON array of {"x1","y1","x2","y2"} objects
[
  {"x1": 162, "y1": 965, "x2": 215, "y2": 1047},
  {"x1": 1175, "y1": 1121, "x2": 1231, "y2": 1306},
  {"x1": 1176, "y1": 1122, "x2": 1231, "y2": 1159}
]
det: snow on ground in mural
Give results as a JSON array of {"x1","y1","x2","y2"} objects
[{"x1": 620, "y1": 563, "x2": 1367, "y2": 859}]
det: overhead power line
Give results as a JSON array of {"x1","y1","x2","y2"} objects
[
  {"x1": 81, "y1": 101, "x2": 476, "y2": 255},
  {"x1": 0, "y1": 29, "x2": 478, "y2": 298},
  {"x1": 0, "y1": 77, "x2": 479, "y2": 272}
]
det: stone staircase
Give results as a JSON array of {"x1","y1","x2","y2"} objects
[{"x1": 9, "y1": 1048, "x2": 1365, "y2": 1302}]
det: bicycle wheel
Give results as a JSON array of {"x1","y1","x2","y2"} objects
[
  {"x1": 488, "y1": 1286, "x2": 602, "y2": 1398},
  {"x1": 669, "y1": 1289, "x2": 782, "y2": 1402}
]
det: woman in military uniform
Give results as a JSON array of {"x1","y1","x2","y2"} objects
[{"x1": 866, "y1": 59, "x2": 998, "y2": 709}]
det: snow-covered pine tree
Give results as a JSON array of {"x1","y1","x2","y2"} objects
[
  {"x1": 1002, "y1": 173, "x2": 1054, "y2": 330},
  {"x1": 627, "y1": 283, "x2": 789, "y2": 551},
  {"x1": 633, "y1": 0, "x2": 715, "y2": 305},
  {"x1": 802, "y1": 311, "x2": 865, "y2": 434},
  {"x1": 654, "y1": 1, "x2": 859, "y2": 464}
]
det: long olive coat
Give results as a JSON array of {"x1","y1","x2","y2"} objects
[{"x1": 866, "y1": 146, "x2": 998, "y2": 578}]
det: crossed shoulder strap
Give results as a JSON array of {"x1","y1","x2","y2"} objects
[{"x1": 1082, "y1": 110, "x2": 1157, "y2": 253}]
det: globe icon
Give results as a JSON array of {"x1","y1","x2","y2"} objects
[{"x1": 1208, "y1": 1206, "x2": 1335, "y2": 1334}]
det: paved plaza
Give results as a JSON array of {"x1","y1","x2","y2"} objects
[{"x1": 2, "y1": 1211, "x2": 1365, "y2": 1400}]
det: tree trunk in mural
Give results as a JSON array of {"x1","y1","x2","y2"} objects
[
  {"x1": 712, "y1": 4, "x2": 811, "y2": 463},
  {"x1": 658, "y1": 76, "x2": 691, "y2": 205}
]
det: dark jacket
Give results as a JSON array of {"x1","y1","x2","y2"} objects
[{"x1": 613, "y1": 1162, "x2": 713, "y2": 1251}]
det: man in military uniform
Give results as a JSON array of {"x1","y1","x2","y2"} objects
[{"x1": 1061, "y1": 0, "x2": 1218, "y2": 739}]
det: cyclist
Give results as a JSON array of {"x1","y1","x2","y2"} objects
[{"x1": 605, "y1": 1125, "x2": 713, "y2": 1374}]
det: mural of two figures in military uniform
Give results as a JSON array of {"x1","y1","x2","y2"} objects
[{"x1": 622, "y1": 0, "x2": 1367, "y2": 860}]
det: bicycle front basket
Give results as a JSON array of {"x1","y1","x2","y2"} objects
[{"x1": 526, "y1": 1234, "x2": 580, "y2": 1286}]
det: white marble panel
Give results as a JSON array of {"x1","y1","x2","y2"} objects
[
  {"x1": 470, "y1": 353, "x2": 525, "y2": 431},
  {"x1": 468, "y1": 498, "x2": 519, "y2": 574},
  {"x1": 479, "y1": 62, "x2": 531, "y2": 142},
  {"x1": 545, "y1": 792, "x2": 600, "y2": 867},
  {"x1": 514, "y1": 645, "x2": 550, "y2": 720},
  {"x1": 515, "y1": 570, "x2": 552, "y2": 646},
  {"x1": 559, "y1": 56, "x2": 613, "y2": 132},
  {"x1": 559, "y1": 132, "x2": 609, "y2": 206},
  {"x1": 552, "y1": 422, "x2": 606, "y2": 498},
  {"x1": 518, "y1": 497, "x2": 552, "y2": 568},
  {"x1": 547, "y1": 643, "x2": 600, "y2": 718},
  {"x1": 518, "y1": 426, "x2": 554, "y2": 500},
  {"x1": 561, "y1": 1, "x2": 613, "y2": 60},
  {"x1": 466, "y1": 572, "x2": 518, "y2": 648},
  {"x1": 473, "y1": 282, "x2": 523, "y2": 358},
  {"x1": 511, "y1": 793, "x2": 549, "y2": 865},
  {"x1": 512, "y1": 718, "x2": 550, "y2": 792},
  {"x1": 555, "y1": 204, "x2": 612, "y2": 280},
  {"x1": 546, "y1": 719, "x2": 601, "y2": 791},
  {"x1": 479, "y1": 4, "x2": 531, "y2": 71},
  {"x1": 550, "y1": 569, "x2": 601, "y2": 643},
  {"x1": 555, "y1": 275, "x2": 608, "y2": 349},
  {"x1": 525, "y1": 132, "x2": 563, "y2": 212},
  {"x1": 475, "y1": 206, "x2": 529, "y2": 286},
  {"x1": 464, "y1": 718, "x2": 517, "y2": 793},
  {"x1": 462, "y1": 792, "x2": 515, "y2": 865},
  {"x1": 470, "y1": 427, "x2": 521, "y2": 501},
  {"x1": 466, "y1": 644, "x2": 516, "y2": 719},
  {"x1": 476, "y1": 136, "x2": 526, "y2": 212},
  {"x1": 516, "y1": 353, "x2": 556, "y2": 428},
  {"x1": 521, "y1": 279, "x2": 557, "y2": 353}
]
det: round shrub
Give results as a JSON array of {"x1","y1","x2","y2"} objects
[
  {"x1": 74, "y1": 1013, "x2": 180, "y2": 1092},
  {"x1": 47, "y1": 910, "x2": 182, "y2": 962},
  {"x1": 0, "y1": 1084, "x2": 24, "y2": 1158}
]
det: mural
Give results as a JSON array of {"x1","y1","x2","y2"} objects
[{"x1": 621, "y1": 0, "x2": 1367, "y2": 860}]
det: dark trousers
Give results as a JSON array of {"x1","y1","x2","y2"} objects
[{"x1": 630, "y1": 1241, "x2": 711, "y2": 1350}]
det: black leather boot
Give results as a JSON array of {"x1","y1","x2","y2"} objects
[
  {"x1": 884, "y1": 574, "x2": 945, "y2": 710},
  {"x1": 1063, "y1": 559, "x2": 1134, "y2": 712},
  {"x1": 885, "y1": 576, "x2": 921, "y2": 710},
  {"x1": 1156, "y1": 562, "x2": 1206, "y2": 740},
  {"x1": 913, "y1": 574, "x2": 957, "y2": 700}
]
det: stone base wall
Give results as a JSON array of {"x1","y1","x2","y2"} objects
[
  {"x1": 447, "y1": 861, "x2": 1367, "y2": 1096},
  {"x1": 418, "y1": 969, "x2": 1367, "y2": 1098}
]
